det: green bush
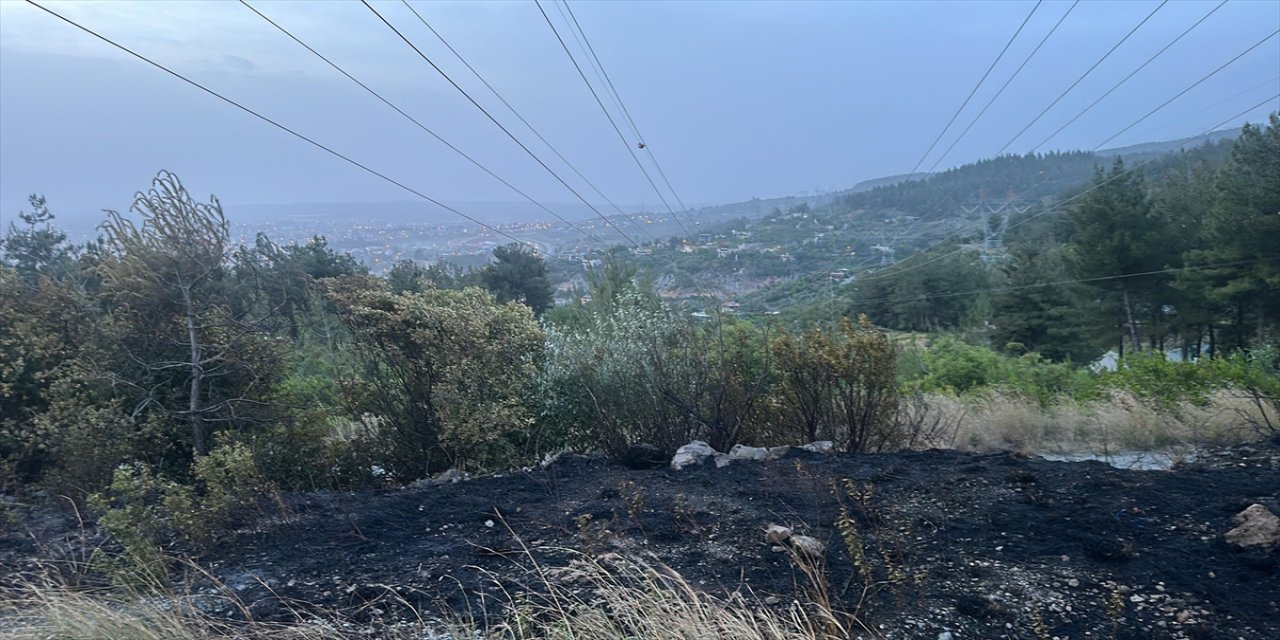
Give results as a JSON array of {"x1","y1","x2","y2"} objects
[
  {"x1": 89, "y1": 443, "x2": 275, "y2": 582},
  {"x1": 907, "y1": 337, "x2": 1079, "y2": 405}
]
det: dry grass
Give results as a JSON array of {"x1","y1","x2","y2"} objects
[
  {"x1": 1, "y1": 550, "x2": 844, "y2": 640},
  {"x1": 932, "y1": 388, "x2": 1267, "y2": 456}
]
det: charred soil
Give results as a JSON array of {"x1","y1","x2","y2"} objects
[{"x1": 4, "y1": 444, "x2": 1279, "y2": 639}]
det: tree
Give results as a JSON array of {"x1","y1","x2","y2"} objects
[
  {"x1": 1185, "y1": 115, "x2": 1280, "y2": 350},
  {"x1": 2, "y1": 195, "x2": 72, "y2": 285},
  {"x1": 1067, "y1": 159, "x2": 1161, "y2": 354},
  {"x1": 991, "y1": 243, "x2": 1102, "y2": 363},
  {"x1": 98, "y1": 171, "x2": 282, "y2": 458},
  {"x1": 480, "y1": 243, "x2": 554, "y2": 315}
]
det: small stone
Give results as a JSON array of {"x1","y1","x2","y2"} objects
[
  {"x1": 484, "y1": 519, "x2": 495, "y2": 528},
  {"x1": 1224, "y1": 504, "x2": 1280, "y2": 551},
  {"x1": 790, "y1": 535, "x2": 826, "y2": 557},
  {"x1": 800, "y1": 440, "x2": 835, "y2": 454},
  {"x1": 1067, "y1": 578, "x2": 1080, "y2": 588},
  {"x1": 764, "y1": 596, "x2": 780, "y2": 605},
  {"x1": 765, "y1": 524, "x2": 793, "y2": 544},
  {"x1": 938, "y1": 632, "x2": 955, "y2": 640}
]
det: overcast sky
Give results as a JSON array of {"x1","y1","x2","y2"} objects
[{"x1": 1, "y1": 0, "x2": 1277, "y2": 228}]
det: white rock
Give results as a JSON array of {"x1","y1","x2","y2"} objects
[
  {"x1": 1225, "y1": 504, "x2": 1280, "y2": 551},
  {"x1": 729, "y1": 444, "x2": 769, "y2": 462},
  {"x1": 790, "y1": 535, "x2": 826, "y2": 557},
  {"x1": 764, "y1": 524, "x2": 793, "y2": 544},
  {"x1": 800, "y1": 440, "x2": 835, "y2": 454},
  {"x1": 714, "y1": 453, "x2": 732, "y2": 468},
  {"x1": 767, "y1": 446, "x2": 792, "y2": 460},
  {"x1": 670, "y1": 440, "x2": 717, "y2": 471}
]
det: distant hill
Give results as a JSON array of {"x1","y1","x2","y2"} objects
[{"x1": 1096, "y1": 127, "x2": 1242, "y2": 158}]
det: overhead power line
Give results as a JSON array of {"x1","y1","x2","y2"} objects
[
  {"x1": 1028, "y1": 0, "x2": 1229, "y2": 154},
  {"x1": 903, "y1": 0, "x2": 1043, "y2": 181},
  {"x1": 846, "y1": 255, "x2": 1280, "y2": 309},
  {"x1": 396, "y1": 0, "x2": 652, "y2": 244},
  {"x1": 994, "y1": 0, "x2": 1169, "y2": 157},
  {"x1": 1093, "y1": 28, "x2": 1280, "y2": 150},
  {"x1": 360, "y1": 0, "x2": 644, "y2": 248},
  {"x1": 532, "y1": 0, "x2": 694, "y2": 241},
  {"x1": 238, "y1": 0, "x2": 606, "y2": 246},
  {"x1": 1127, "y1": 74, "x2": 1280, "y2": 142},
  {"x1": 835, "y1": 92, "x2": 1280, "y2": 287},
  {"x1": 559, "y1": 1, "x2": 695, "y2": 221},
  {"x1": 22, "y1": 0, "x2": 553, "y2": 259},
  {"x1": 926, "y1": 0, "x2": 1079, "y2": 173}
]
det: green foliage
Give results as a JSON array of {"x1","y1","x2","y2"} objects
[
  {"x1": 847, "y1": 249, "x2": 991, "y2": 332},
  {"x1": 480, "y1": 243, "x2": 554, "y2": 315},
  {"x1": 88, "y1": 442, "x2": 271, "y2": 583},
  {"x1": 540, "y1": 288, "x2": 706, "y2": 456},
  {"x1": 765, "y1": 316, "x2": 900, "y2": 452},
  {"x1": 906, "y1": 337, "x2": 1080, "y2": 406},
  {"x1": 1, "y1": 194, "x2": 73, "y2": 284},
  {"x1": 326, "y1": 277, "x2": 545, "y2": 477},
  {"x1": 991, "y1": 243, "x2": 1103, "y2": 364}
]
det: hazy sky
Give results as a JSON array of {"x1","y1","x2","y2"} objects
[{"x1": 1, "y1": 0, "x2": 1277, "y2": 227}]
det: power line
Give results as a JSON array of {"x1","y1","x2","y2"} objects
[
  {"x1": 238, "y1": 0, "x2": 606, "y2": 246},
  {"x1": 359, "y1": 0, "x2": 644, "y2": 248},
  {"x1": 1028, "y1": 0, "x2": 1228, "y2": 154},
  {"x1": 1124, "y1": 74, "x2": 1280, "y2": 142},
  {"x1": 837, "y1": 92, "x2": 1279, "y2": 287},
  {"x1": 395, "y1": 0, "x2": 651, "y2": 244},
  {"x1": 847, "y1": 255, "x2": 1279, "y2": 308},
  {"x1": 903, "y1": 1, "x2": 1042, "y2": 181},
  {"x1": 559, "y1": 0, "x2": 695, "y2": 225},
  {"x1": 926, "y1": 1, "x2": 1079, "y2": 173},
  {"x1": 1092, "y1": 28, "x2": 1280, "y2": 150},
  {"x1": 22, "y1": 0, "x2": 554, "y2": 260},
  {"x1": 994, "y1": 0, "x2": 1169, "y2": 157},
  {"x1": 531, "y1": 0, "x2": 694, "y2": 241}
]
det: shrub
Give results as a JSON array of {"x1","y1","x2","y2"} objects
[
  {"x1": 89, "y1": 443, "x2": 275, "y2": 582},
  {"x1": 326, "y1": 278, "x2": 545, "y2": 478}
]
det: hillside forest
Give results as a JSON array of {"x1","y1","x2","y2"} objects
[{"x1": 1, "y1": 116, "x2": 1277, "y2": 564}]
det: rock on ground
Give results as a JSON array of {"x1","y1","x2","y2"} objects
[{"x1": 1225, "y1": 504, "x2": 1280, "y2": 552}]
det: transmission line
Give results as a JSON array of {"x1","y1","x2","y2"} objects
[
  {"x1": 846, "y1": 255, "x2": 1279, "y2": 309},
  {"x1": 559, "y1": 0, "x2": 695, "y2": 226},
  {"x1": 843, "y1": 92, "x2": 1279, "y2": 286},
  {"x1": 926, "y1": 1, "x2": 1079, "y2": 173},
  {"x1": 531, "y1": 0, "x2": 694, "y2": 241},
  {"x1": 1092, "y1": 28, "x2": 1279, "y2": 150},
  {"x1": 360, "y1": 0, "x2": 645, "y2": 248},
  {"x1": 1028, "y1": 0, "x2": 1228, "y2": 154},
  {"x1": 22, "y1": 0, "x2": 558, "y2": 260},
  {"x1": 396, "y1": 0, "x2": 654, "y2": 245},
  {"x1": 1126, "y1": 74, "x2": 1280, "y2": 142},
  {"x1": 903, "y1": 1, "x2": 1042, "y2": 182},
  {"x1": 994, "y1": 0, "x2": 1169, "y2": 157},
  {"x1": 239, "y1": 0, "x2": 606, "y2": 246}
]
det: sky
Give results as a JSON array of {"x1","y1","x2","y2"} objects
[{"x1": 1, "y1": 0, "x2": 1277, "y2": 229}]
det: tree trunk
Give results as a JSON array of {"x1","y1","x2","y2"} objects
[
  {"x1": 183, "y1": 286, "x2": 207, "y2": 457},
  {"x1": 1121, "y1": 286, "x2": 1141, "y2": 354}
]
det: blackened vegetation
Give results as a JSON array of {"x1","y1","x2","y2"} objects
[{"x1": 59, "y1": 445, "x2": 1264, "y2": 638}]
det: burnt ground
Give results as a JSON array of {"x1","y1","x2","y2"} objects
[{"x1": 3, "y1": 444, "x2": 1279, "y2": 639}]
